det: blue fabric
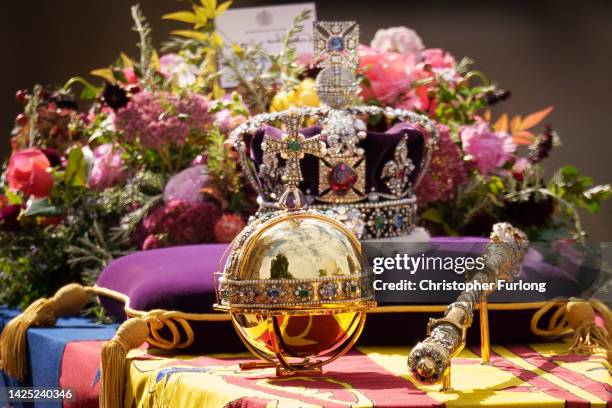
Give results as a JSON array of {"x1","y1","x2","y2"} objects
[{"x1": 0, "y1": 308, "x2": 117, "y2": 408}]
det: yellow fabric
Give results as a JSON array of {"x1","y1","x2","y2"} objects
[{"x1": 123, "y1": 341, "x2": 611, "y2": 408}]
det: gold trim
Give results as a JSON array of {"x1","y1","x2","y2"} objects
[
  {"x1": 91, "y1": 285, "x2": 232, "y2": 322},
  {"x1": 368, "y1": 302, "x2": 549, "y2": 314},
  {"x1": 94, "y1": 284, "x2": 547, "y2": 318}
]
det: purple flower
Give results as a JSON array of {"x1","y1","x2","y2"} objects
[
  {"x1": 88, "y1": 144, "x2": 126, "y2": 190},
  {"x1": 0, "y1": 204, "x2": 23, "y2": 232},
  {"x1": 460, "y1": 119, "x2": 516, "y2": 174},
  {"x1": 163, "y1": 165, "x2": 213, "y2": 204},
  {"x1": 416, "y1": 125, "x2": 468, "y2": 205},
  {"x1": 41, "y1": 148, "x2": 62, "y2": 167},
  {"x1": 114, "y1": 91, "x2": 212, "y2": 150},
  {"x1": 102, "y1": 83, "x2": 129, "y2": 110},
  {"x1": 214, "y1": 109, "x2": 232, "y2": 133},
  {"x1": 176, "y1": 93, "x2": 213, "y2": 135}
]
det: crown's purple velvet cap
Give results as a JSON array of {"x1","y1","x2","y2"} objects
[{"x1": 246, "y1": 122, "x2": 425, "y2": 197}]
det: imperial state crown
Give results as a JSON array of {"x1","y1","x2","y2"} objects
[{"x1": 232, "y1": 21, "x2": 440, "y2": 239}]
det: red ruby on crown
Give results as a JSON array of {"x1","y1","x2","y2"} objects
[{"x1": 328, "y1": 162, "x2": 357, "y2": 196}]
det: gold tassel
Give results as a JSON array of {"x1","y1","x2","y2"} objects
[
  {"x1": 566, "y1": 299, "x2": 612, "y2": 354},
  {"x1": 99, "y1": 318, "x2": 149, "y2": 408},
  {"x1": 0, "y1": 283, "x2": 89, "y2": 380},
  {"x1": 531, "y1": 299, "x2": 612, "y2": 356}
]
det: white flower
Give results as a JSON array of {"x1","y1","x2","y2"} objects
[
  {"x1": 159, "y1": 53, "x2": 199, "y2": 88},
  {"x1": 370, "y1": 26, "x2": 425, "y2": 57}
]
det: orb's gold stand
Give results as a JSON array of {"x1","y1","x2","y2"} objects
[{"x1": 234, "y1": 312, "x2": 367, "y2": 377}]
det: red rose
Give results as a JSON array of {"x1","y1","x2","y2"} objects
[{"x1": 7, "y1": 149, "x2": 54, "y2": 198}]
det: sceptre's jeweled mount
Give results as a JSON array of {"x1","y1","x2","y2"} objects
[{"x1": 233, "y1": 21, "x2": 440, "y2": 239}]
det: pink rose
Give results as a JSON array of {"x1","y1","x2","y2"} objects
[
  {"x1": 123, "y1": 67, "x2": 139, "y2": 84},
  {"x1": 7, "y1": 149, "x2": 54, "y2": 198},
  {"x1": 88, "y1": 144, "x2": 126, "y2": 190},
  {"x1": 358, "y1": 46, "x2": 415, "y2": 105},
  {"x1": 370, "y1": 26, "x2": 424, "y2": 57},
  {"x1": 397, "y1": 84, "x2": 435, "y2": 114},
  {"x1": 460, "y1": 119, "x2": 516, "y2": 174},
  {"x1": 163, "y1": 165, "x2": 213, "y2": 204},
  {"x1": 421, "y1": 48, "x2": 456, "y2": 69}
]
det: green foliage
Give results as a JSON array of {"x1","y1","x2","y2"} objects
[
  {"x1": 23, "y1": 198, "x2": 61, "y2": 217},
  {"x1": 204, "y1": 126, "x2": 246, "y2": 212},
  {"x1": 549, "y1": 165, "x2": 611, "y2": 214},
  {"x1": 131, "y1": 4, "x2": 155, "y2": 86},
  {"x1": 270, "y1": 253, "x2": 293, "y2": 279},
  {"x1": 161, "y1": 0, "x2": 231, "y2": 97},
  {"x1": 268, "y1": 9, "x2": 312, "y2": 92},
  {"x1": 65, "y1": 220, "x2": 130, "y2": 286},
  {"x1": 64, "y1": 147, "x2": 88, "y2": 187},
  {"x1": 0, "y1": 191, "x2": 117, "y2": 308},
  {"x1": 25, "y1": 85, "x2": 42, "y2": 147},
  {"x1": 416, "y1": 60, "x2": 495, "y2": 129},
  {"x1": 62, "y1": 77, "x2": 101, "y2": 101},
  {"x1": 209, "y1": 91, "x2": 249, "y2": 117}
]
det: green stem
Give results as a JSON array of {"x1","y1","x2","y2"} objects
[
  {"x1": 464, "y1": 70, "x2": 490, "y2": 86},
  {"x1": 62, "y1": 76, "x2": 99, "y2": 93},
  {"x1": 222, "y1": 50, "x2": 267, "y2": 113},
  {"x1": 26, "y1": 85, "x2": 42, "y2": 147},
  {"x1": 175, "y1": 141, "x2": 186, "y2": 173},
  {"x1": 158, "y1": 148, "x2": 174, "y2": 174}
]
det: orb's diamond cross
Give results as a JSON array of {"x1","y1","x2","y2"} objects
[{"x1": 261, "y1": 111, "x2": 326, "y2": 188}]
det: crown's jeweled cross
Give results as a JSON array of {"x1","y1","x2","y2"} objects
[{"x1": 261, "y1": 111, "x2": 326, "y2": 209}]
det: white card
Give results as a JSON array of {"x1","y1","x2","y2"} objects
[{"x1": 216, "y1": 2, "x2": 317, "y2": 88}]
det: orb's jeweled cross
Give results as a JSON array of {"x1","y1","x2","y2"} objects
[{"x1": 261, "y1": 111, "x2": 326, "y2": 188}]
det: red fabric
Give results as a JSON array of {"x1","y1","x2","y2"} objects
[
  {"x1": 59, "y1": 340, "x2": 104, "y2": 408},
  {"x1": 469, "y1": 345, "x2": 589, "y2": 408},
  {"x1": 506, "y1": 345, "x2": 612, "y2": 408}
]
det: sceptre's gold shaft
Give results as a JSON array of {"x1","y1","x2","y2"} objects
[{"x1": 408, "y1": 223, "x2": 528, "y2": 388}]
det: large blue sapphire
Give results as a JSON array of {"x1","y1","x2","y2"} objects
[{"x1": 328, "y1": 36, "x2": 344, "y2": 52}]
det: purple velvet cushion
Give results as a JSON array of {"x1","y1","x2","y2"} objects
[
  {"x1": 97, "y1": 244, "x2": 244, "y2": 352},
  {"x1": 96, "y1": 238, "x2": 586, "y2": 349},
  {"x1": 97, "y1": 244, "x2": 227, "y2": 319}
]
